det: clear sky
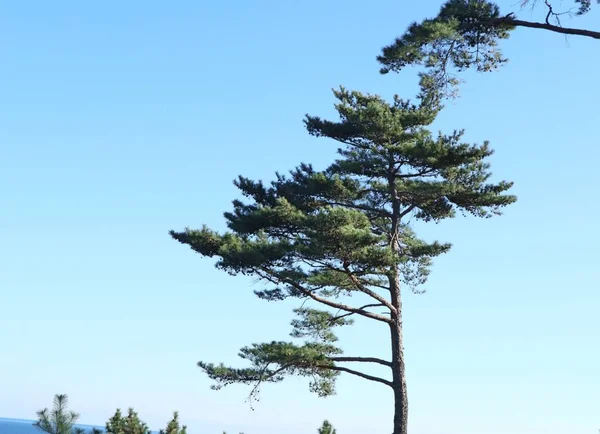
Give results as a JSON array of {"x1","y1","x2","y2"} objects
[{"x1": 1, "y1": 1, "x2": 598, "y2": 433}]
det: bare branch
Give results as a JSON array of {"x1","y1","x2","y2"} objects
[
  {"x1": 498, "y1": 15, "x2": 600, "y2": 39},
  {"x1": 316, "y1": 364, "x2": 393, "y2": 387},
  {"x1": 330, "y1": 303, "x2": 387, "y2": 322},
  {"x1": 329, "y1": 356, "x2": 392, "y2": 367},
  {"x1": 545, "y1": 0, "x2": 555, "y2": 24},
  {"x1": 246, "y1": 363, "x2": 287, "y2": 407}
]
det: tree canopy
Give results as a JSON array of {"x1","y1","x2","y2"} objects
[
  {"x1": 318, "y1": 420, "x2": 337, "y2": 434},
  {"x1": 378, "y1": 0, "x2": 600, "y2": 98},
  {"x1": 105, "y1": 409, "x2": 150, "y2": 434},
  {"x1": 159, "y1": 412, "x2": 187, "y2": 434}
]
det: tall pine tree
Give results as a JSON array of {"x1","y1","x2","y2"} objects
[{"x1": 170, "y1": 88, "x2": 515, "y2": 434}]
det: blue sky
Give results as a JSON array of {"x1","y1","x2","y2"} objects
[{"x1": 1, "y1": 1, "x2": 598, "y2": 433}]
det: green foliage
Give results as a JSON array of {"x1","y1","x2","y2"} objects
[
  {"x1": 379, "y1": 0, "x2": 599, "y2": 97},
  {"x1": 171, "y1": 86, "x2": 515, "y2": 400},
  {"x1": 576, "y1": 0, "x2": 599, "y2": 14},
  {"x1": 378, "y1": 0, "x2": 512, "y2": 97},
  {"x1": 105, "y1": 409, "x2": 150, "y2": 434},
  {"x1": 198, "y1": 340, "x2": 340, "y2": 397},
  {"x1": 32, "y1": 395, "x2": 193, "y2": 434},
  {"x1": 318, "y1": 420, "x2": 337, "y2": 434},
  {"x1": 33, "y1": 394, "x2": 80, "y2": 434},
  {"x1": 291, "y1": 307, "x2": 353, "y2": 342},
  {"x1": 73, "y1": 428, "x2": 102, "y2": 434},
  {"x1": 74, "y1": 429, "x2": 101, "y2": 434},
  {"x1": 159, "y1": 412, "x2": 187, "y2": 434}
]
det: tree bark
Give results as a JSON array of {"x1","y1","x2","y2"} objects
[
  {"x1": 388, "y1": 154, "x2": 408, "y2": 434},
  {"x1": 390, "y1": 312, "x2": 408, "y2": 434}
]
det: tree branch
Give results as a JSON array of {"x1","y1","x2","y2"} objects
[
  {"x1": 257, "y1": 267, "x2": 392, "y2": 324},
  {"x1": 498, "y1": 16, "x2": 600, "y2": 39},
  {"x1": 400, "y1": 204, "x2": 417, "y2": 218},
  {"x1": 316, "y1": 364, "x2": 393, "y2": 387},
  {"x1": 346, "y1": 270, "x2": 396, "y2": 313},
  {"x1": 297, "y1": 259, "x2": 394, "y2": 309},
  {"x1": 247, "y1": 363, "x2": 287, "y2": 403},
  {"x1": 330, "y1": 303, "x2": 387, "y2": 322},
  {"x1": 342, "y1": 264, "x2": 397, "y2": 314},
  {"x1": 329, "y1": 356, "x2": 392, "y2": 367}
]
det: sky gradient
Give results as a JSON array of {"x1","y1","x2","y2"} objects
[{"x1": 1, "y1": 1, "x2": 599, "y2": 433}]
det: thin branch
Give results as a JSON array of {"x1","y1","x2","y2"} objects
[
  {"x1": 436, "y1": 38, "x2": 458, "y2": 92},
  {"x1": 248, "y1": 363, "x2": 273, "y2": 397},
  {"x1": 330, "y1": 303, "x2": 387, "y2": 322},
  {"x1": 256, "y1": 267, "x2": 392, "y2": 324},
  {"x1": 367, "y1": 281, "x2": 394, "y2": 291},
  {"x1": 544, "y1": 0, "x2": 554, "y2": 25},
  {"x1": 316, "y1": 364, "x2": 393, "y2": 387},
  {"x1": 329, "y1": 356, "x2": 392, "y2": 367},
  {"x1": 241, "y1": 364, "x2": 294, "y2": 409}
]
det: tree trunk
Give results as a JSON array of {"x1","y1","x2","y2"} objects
[
  {"x1": 389, "y1": 158, "x2": 408, "y2": 434},
  {"x1": 390, "y1": 319, "x2": 408, "y2": 434}
]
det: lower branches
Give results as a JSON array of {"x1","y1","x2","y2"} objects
[{"x1": 197, "y1": 341, "x2": 393, "y2": 402}]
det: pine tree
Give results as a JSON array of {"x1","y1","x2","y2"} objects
[
  {"x1": 105, "y1": 409, "x2": 150, "y2": 434},
  {"x1": 159, "y1": 412, "x2": 187, "y2": 434},
  {"x1": 170, "y1": 88, "x2": 515, "y2": 434},
  {"x1": 378, "y1": 0, "x2": 600, "y2": 98},
  {"x1": 33, "y1": 394, "x2": 80, "y2": 434},
  {"x1": 318, "y1": 420, "x2": 337, "y2": 434}
]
